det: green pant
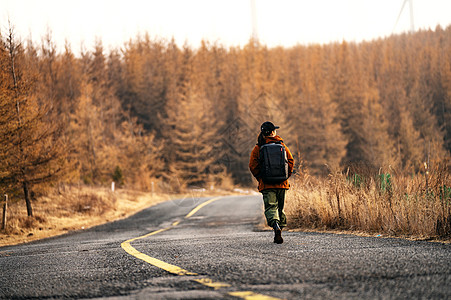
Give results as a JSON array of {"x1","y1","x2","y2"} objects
[{"x1": 262, "y1": 189, "x2": 287, "y2": 228}]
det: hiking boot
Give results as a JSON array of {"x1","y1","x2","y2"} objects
[{"x1": 273, "y1": 222, "x2": 283, "y2": 244}]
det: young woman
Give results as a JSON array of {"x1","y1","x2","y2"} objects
[{"x1": 249, "y1": 121, "x2": 294, "y2": 244}]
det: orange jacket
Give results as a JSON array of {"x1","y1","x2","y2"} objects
[{"x1": 249, "y1": 135, "x2": 294, "y2": 192}]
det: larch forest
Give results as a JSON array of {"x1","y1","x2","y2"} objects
[{"x1": 1, "y1": 24, "x2": 450, "y2": 216}]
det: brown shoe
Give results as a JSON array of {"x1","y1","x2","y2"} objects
[{"x1": 273, "y1": 222, "x2": 283, "y2": 244}]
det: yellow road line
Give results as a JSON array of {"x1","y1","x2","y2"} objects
[
  {"x1": 229, "y1": 291, "x2": 282, "y2": 300},
  {"x1": 121, "y1": 240, "x2": 197, "y2": 276},
  {"x1": 121, "y1": 196, "x2": 283, "y2": 300},
  {"x1": 125, "y1": 227, "x2": 169, "y2": 243},
  {"x1": 120, "y1": 197, "x2": 225, "y2": 277},
  {"x1": 193, "y1": 278, "x2": 231, "y2": 289},
  {"x1": 184, "y1": 196, "x2": 222, "y2": 219}
]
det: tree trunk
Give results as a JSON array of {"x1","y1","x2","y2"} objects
[{"x1": 23, "y1": 181, "x2": 33, "y2": 217}]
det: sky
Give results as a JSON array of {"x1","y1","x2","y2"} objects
[{"x1": 2, "y1": 0, "x2": 451, "y2": 53}]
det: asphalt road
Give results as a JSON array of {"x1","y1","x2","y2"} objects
[{"x1": 0, "y1": 195, "x2": 450, "y2": 299}]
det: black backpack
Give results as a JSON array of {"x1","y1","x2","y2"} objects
[{"x1": 259, "y1": 141, "x2": 289, "y2": 184}]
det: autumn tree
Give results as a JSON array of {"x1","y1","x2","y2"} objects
[
  {"x1": 437, "y1": 26, "x2": 451, "y2": 152},
  {"x1": 68, "y1": 81, "x2": 105, "y2": 183},
  {"x1": 293, "y1": 45, "x2": 347, "y2": 174},
  {"x1": 0, "y1": 27, "x2": 67, "y2": 216},
  {"x1": 162, "y1": 46, "x2": 218, "y2": 189},
  {"x1": 407, "y1": 44, "x2": 447, "y2": 163},
  {"x1": 328, "y1": 41, "x2": 367, "y2": 165},
  {"x1": 375, "y1": 39, "x2": 423, "y2": 170},
  {"x1": 116, "y1": 118, "x2": 163, "y2": 190},
  {"x1": 120, "y1": 35, "x2": 169, "y2": 135}
]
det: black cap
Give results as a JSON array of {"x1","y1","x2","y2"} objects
[{"x1": 260, "y1": 121, "x2": 280, "y2": 133}]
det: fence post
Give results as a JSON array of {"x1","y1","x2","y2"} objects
[
  {"x1": 424, "y1": 162, "x2": 429, "y2": 193},
  {"x1": 2, "y1": 194, "x2": 7, "y2": 230}
]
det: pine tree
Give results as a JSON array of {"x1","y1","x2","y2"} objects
[
  {"x1": 116, "y1": 117, "x2": 163, "y2": 190},
  {"x1": 397, "y1": 109, "x2": 423, "y2": 171},
  {"x1": 329, "y1": 41, "x2": 366, "y2": 165},
  {"x1": 376, "y1": 39, "x2": 423, "y2": 171},
  {"x1": 121, "y1": 35, "x2": 168, "y2": 134},
  {"x1": 408, "y1": 51, "x2": 447, "y2": 163},
  {"x1": 360, "y1": 88, "x2": 397, "y2": 168},
  {"x1": 0, "y1": 26, "x2": 67, "y2": 216},
  {"x1": 438, "y1": 29, "x2": 451, "y2": 152},
  {"x1": 68, "y1": 81, "x2": 105, "y2": 183},
  {"x1": 293, "y1": 45, "x2": 346, "y2": 174}
]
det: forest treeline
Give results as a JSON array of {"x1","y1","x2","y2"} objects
[{"x1": 1, "y1": 24, "x2": 450, "y2": 215}]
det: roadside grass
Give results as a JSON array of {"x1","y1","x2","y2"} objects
[
  {"x1": 0, "y1": 186, "x2": 186, "y2": 246},
  {"x1": 285, "y1": 162, "x2": 451, "y2": 241},
  {"x1": 0, "y1": 185, "x2": 174, "y2": 247}
]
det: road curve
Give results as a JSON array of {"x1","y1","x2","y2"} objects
[{"x1": 0, "y1": 195, "x2": 450, "y2": 299}]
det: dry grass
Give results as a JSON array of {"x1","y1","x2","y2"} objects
[
  {"x1": 286, "y1": 161, "x2": 451, "y2": 241},
  {"x1": 0, "y1": 185, "x2": 173, "y2": 247}
]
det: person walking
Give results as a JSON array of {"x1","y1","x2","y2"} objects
[{"x1": 249, "y1": 121, "x2": 294, "y2": 244}]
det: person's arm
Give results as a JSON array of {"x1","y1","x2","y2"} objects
[
  {"x1": 285, "y1": 144, "x2": 294, "y2": 177},
  {"x1": 249, "y1": 145, "x2": 260, "y2": 179}
]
